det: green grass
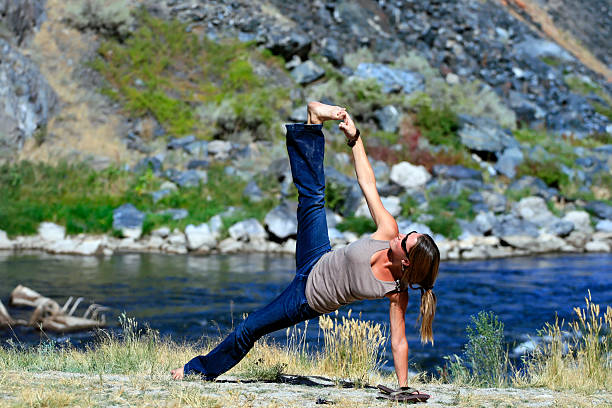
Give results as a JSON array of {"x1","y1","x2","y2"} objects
[
  {"x1": 565, "y1": 74, "x2": 612, "y2": 121},
  {"x1": 424, "y1": 191, "x2": 475, "y2": 240},
  {"x1": 91, "y1": 11, "x2": 289, "y2": 140},
  {"x1": 336, "y1": 217, "x2": 376, "y2": 235},
  {"x1": 0, "y1": 161, "x2": 277, "y2": 237},
  {"x1": 414, "y1": 104, "x2": 461, "y2": 149}
]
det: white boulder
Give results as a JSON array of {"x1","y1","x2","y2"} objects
[
  {"x1": 390, "y1": 162, "x2": 431, "y2": 189},
  {"x1": 38, "y1": 222, "x2": 65, "y2": 241},
  {"x1": 185, "y1": 224, "x2": 217, "y2": 250}
]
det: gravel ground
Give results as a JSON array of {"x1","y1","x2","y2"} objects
[{"x1": 2, "y1": 370, "x2": 611, "y2": 407}]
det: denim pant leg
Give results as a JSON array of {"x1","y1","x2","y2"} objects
[
  {"x1": 183, "y1": 276, "x2": 319, "y2": 379},
  {"x1": 183, "y1": 124, "x2": 329, "y2": 379},
  {"x1": 285, "y1": 123, "x2": 332, "y2": 275}
]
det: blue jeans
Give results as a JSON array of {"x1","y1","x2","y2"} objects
[{"x1": 183, "y1": 124, "x2": 331, "y2": 379}]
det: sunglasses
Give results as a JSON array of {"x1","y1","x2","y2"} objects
[{"x1": 401, "y1": 231, "x2": 418, "y2": 258}]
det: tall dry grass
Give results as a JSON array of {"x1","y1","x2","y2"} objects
[
  {"x1": 0, "y1": 310, "x2": 391, "y2": 387},
  {"x1": 513, "y1": 291, "x2": 612, "y2": 392}
]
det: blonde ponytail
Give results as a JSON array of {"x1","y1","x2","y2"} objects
[{"x1": 417, "y1": 288, "x2": 437, "y2": 345}]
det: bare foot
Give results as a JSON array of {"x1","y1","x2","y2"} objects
[
  {"x1": 171, "y1": 367, "x2": 184, "y2": 380},
  {"x1": 307, "y1": 101, "x2": 346, "y2": 124}
]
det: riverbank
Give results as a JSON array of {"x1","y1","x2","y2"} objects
[
  {"x1": 1, "y1": 224, "x2": 611, "y2": 261},
  {"x1": 2, "y1": 370, "x2": 610, "y2": 408}
]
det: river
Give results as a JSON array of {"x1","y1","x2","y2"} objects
[{"x1": 1, "y1": 251, "x2": 611, "y2": 371}]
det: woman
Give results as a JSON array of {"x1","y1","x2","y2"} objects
[{"x1": 171, "y1": 102, "x2": 440, "y2": 389}]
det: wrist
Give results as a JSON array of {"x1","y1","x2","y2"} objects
[{"x1": 347, "y1": 128, "x2": 360, "y2": 147}]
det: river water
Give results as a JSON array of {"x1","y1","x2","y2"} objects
[{"x1": 1, "y1": 251, "x2": 611, "y2": 372}]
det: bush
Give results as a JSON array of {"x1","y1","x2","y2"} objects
[
  {"x1": 92, "y1": 11, "x2": 288, "y2": 140},
  {"x1": 414, "y1": 105, "x2": 460, "y2": 149},
  {"x1": 443, "y1": 311, "x2": 508, "y2": 387},
  {"x1": 65, "y1": 0, "x2": 135, "y2": 39},
  {"x1": 423, "y1": 191, "x2": 475, "y2": 239},
  {"x1": 336, "y1": 216, "x2": 376, "y2": 235}
]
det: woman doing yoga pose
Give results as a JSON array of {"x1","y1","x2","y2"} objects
[{"x1": 171, "y1": 102, "x2": 440, "y2": 388}]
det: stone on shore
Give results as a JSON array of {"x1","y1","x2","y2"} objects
[
  {"x1": 585, "y1": 240, "x2": 611, "y2": 252},
  {"x1": 38, "y1": 222, "x2": 65, "y2": 241},
  {"x1": 229, "y1": 219, "x2": 266, "y2": 242},
  {"x1": 265, "y1": 202, "x2": 298, "y2": 241},
  {"x1": 563, "y1": 211, "x2": 593, "y2": 233},
  {"x1": 0, "y1": 230, "x2": 12, "y2": 250},
  {"x1": 112, "y1": 204, "x2": 145, "y2": 239},
  {"x1": 185, "y1": 224, "x2": 216, "y2": 251}
]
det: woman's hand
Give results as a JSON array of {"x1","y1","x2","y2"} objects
[{"x1": 339, "y1": 111, "x2": 358, "y2": 141}]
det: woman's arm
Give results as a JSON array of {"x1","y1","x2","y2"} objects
[
  {"x1": 386, "y1": 291, "x2": 409, "y2": 387},
  {"x1": 339, "y1": 112, "x2": 398, "y2": 239}
]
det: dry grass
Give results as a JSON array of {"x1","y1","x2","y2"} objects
[{"x1": 513, "y1": 292, "x2": 612, "y2": 392}]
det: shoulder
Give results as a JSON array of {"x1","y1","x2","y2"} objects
[{"x1": 371, "y1": 218, "x2": 399, "y2": 241}]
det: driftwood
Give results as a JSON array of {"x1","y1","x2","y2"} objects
[
  {"x1": 0, "y1": 299, "x2": 26, "y2": 328},
  {"x1": 8, "y1": 285, "x2": 108, "y2": 333}
]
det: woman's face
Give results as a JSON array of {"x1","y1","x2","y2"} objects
[{"x1": 390, "y1": 231, "x2": 421, "y2": 265}]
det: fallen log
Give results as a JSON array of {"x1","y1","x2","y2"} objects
[{"x1": 9, "y1": 285, "x2": 108, "y2": 333}]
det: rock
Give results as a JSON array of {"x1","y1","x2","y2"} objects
[
  {"x1": 584, "y1": 201, "x2": 612, "y2": 220},
  {"x1": 563, "y1": 211, "x2": 593, "y2": 233},
  {"x1": 218, "y1": 237, "x2": 244, "y2": 253},
  {"x1": 208, "y1": 140, "x2": 232, "y2": 159},
  {"x1": 474, "y1": 211, "x2": 496, "y2": 234},
  {"x1": 289, "y1": 106, "x2": 308, "y2": 123},
  {"x1": 514, "y1": 196, "x2": 555, "y2": 228},
  {"x1": 492, "y1": 214, "x2": 539, "y2": 238},
  {"x1": 112, "y1": 204, "x2": 145, "y2": 239},
  {"x1": 481, "y1": 191, "x2": 507, "y2": 213},
  {"x1": 290, "y1": 60, "x2": 325, "y2": 85},
  {"x1": 390, "y1": 162, "x2": 431, "y2": 189},
  {"x1": 133, "y1": 157, "x2": 163, "y2": 174},
  {"x1": 585, "y1": 240, "x2": 610, "y2": 252},
  {"x1": 208, "y1": 215, "x2": 223, "y2": 239},
  {"x1": 320, "y1": 37, "x2": 343, "y2": 66},
  {"x1": 596, "y1": 220, "x2": 612, "y2": 233},
  {"x1": 352, "y1": 63, "x2": 424, "y2": 94},
  {"x1": 173, "y1": 170, "x2": 207, "y2": 188},
  {"x1": 38, "y1": 222, "x2": 65, "y2": 241},
  {"x1": 371, "y1": 160, "x2": 390, "y2": 184},
  {"x1": 166, "y1": 135, "x2": 196, "y2": 150},
  {"x1": 495, "y1": 147, "x2": 524, "y2": 179},
  {"x1": 228, "y1": 219, "x2": 266, "y2": 242},
  {"x1": 265, "y1": 202, "x2": 298, "y2": 241},
  {"x1": 0, "y1": 230, "x2": 12, "y2": 249},
  {"x1": 185, "y1": 223, "x2": 216, "y2": 251},
  {"x1": 243, "y1": 180, "x2": 263, "y2": 202},
  {"x1": 564, "y1": 230, "x2": 590, "y2": 249},
  {"x1": 265, "y1": 31, "x2": 311, "y2": 60},
  {"x1": 458, "y1": 115, "x2": 518, "y2": 154},
  {"x1": 374, "y1": 105, "x2": 401, "y2": 133},
  {"x1": 381, "y1": 196, "x2": 402, "y2": 217},
  {"x1": 546, "y1": 220, "x2": 575, "y2": 237},
  {"x1": 152, "y1": 227, "x2": 170, "y2": 238},
  {"x1": 432, "y1": 165, "x2": 482, "y2": 181},
  {"x1": 0, "y1": 0, "x2": 46, "y2": 44},
  {"x1": 158, "y1": 208, "x2": 188, "y2": 221},
  {"x1": 328, "y1": 227, "x2": 346, "y2": 246},
  {"x1": 166, "y1": 231, "x2": 186, "y2": 246},
  {"x1": 508, "y1": 176, "x2": 558, "y2": 200},
  {"x1": 152, "y1": 189, "x2": 172, "y2": 203},
  {"x1": 325, "y1": 209, "x2": 343, "y2": 228},
  {"x1": 515, "y1": 37, "x2": 574, "y2": 62},
  {"x1": 508, "y1": 91, "x2": 546, "y2": 125},
  {"x1": 184, "y1": 140, "x2": 208, "y2": 156},
  {"x1": 0, "y1": 38, "x2": 58, "y2": 159},
  {"x1": 187, "y1": 159, "x2": 210, "y2": 170}
]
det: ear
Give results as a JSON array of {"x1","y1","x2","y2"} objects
[{"x1": 401, "y1": 259, "x2": 410, "y2": 269}]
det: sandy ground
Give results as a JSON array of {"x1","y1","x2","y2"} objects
[{"x1": 1, "y1": 370, "x2": 611, "y2": 407}]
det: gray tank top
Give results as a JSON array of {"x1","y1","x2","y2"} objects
[{"x1": 305, "y1": 237, "x2": 406, "y2": 314}]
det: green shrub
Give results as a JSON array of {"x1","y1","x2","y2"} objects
[
  {"x1": 443, "y1": 311, "x2": 508, "y2": 387},
  {"x1": 92, "y1": 11, "x2": 288, "y2": 140},
  {"x1": 516, "y1": 158, "x2": 569, "y2": 189},
  {"x1": 0, "y1": 161, "x2": 277, "y2": 237},
  {"x1": 336, "y1": 216, "x2": 376, "y2": 235},
  {"x1": 65, "y1": 0, "x2": 135, "y2": 39},
  {"x1": 423, "y1": 191, "x2": 474, "y2": 239},
  {"x1": 414, "y1": 105, "x2": 460, "y2": 149}
]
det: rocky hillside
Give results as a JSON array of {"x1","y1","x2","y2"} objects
[{"x1": 1, "y1": 0, "x2": 612, "y2": 258}]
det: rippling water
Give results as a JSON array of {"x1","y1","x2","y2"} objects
[{"x1": 1, "y1": 251, "x2": 611, "y2": 371}]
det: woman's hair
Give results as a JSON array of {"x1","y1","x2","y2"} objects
[{"x1": 401, "y1": 234, "x2": 440, "y2": 345}]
